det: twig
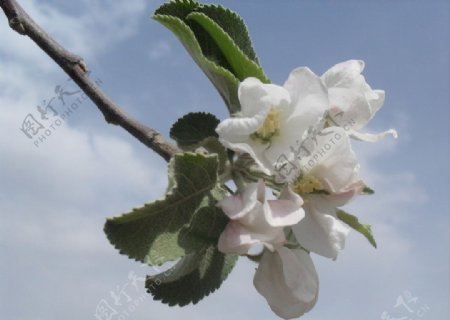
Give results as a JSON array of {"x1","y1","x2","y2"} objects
[{"x1": 0, "y1": 0, "x2": 180, "y2": 161}]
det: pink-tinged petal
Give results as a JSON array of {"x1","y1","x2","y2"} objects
[
  {"x1": 218, "y1": 220, "x2": 285, "y2": 254},
  {"x1": 217, "y1": 222, "x2": 256, "y2": 254},
  {"x1": 349, "y1": 128, "x2": 398, "y2": 142},
  {"x1": 239, "y1": 77, "x2": 291, "y2": 118},
  {"x1": 253, "y1": 247, "x2": 318, "y2": 319},
  {"x1": 293, "y1": 196, "x2": 350, "y2": 260},
  {"x1": 325, "y1": 181, "x2": 365, "y2": 207},
  {"x1": 265, "y1": 187, "x2": 305, "y2": 227},
  {"x1": 217, "y1": 183, "x2": 258, "y2": 220}
]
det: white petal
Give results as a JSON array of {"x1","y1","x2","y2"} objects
[
  {"x1": 216, "y1": 111, "x2": 268, "y2": 139},
  {"x1": 321, "y1": 60, "x2": 365, "y2": 88},
  {"x1": 293, "y1": 196, "x2": 350, "y2": 259},
  {"x1": 253, "y1": 247, "x2": 318, "y2": 319},
  {"x1": 328, "y1": 87, "x2": 372, "y2": 131},
  {"x1": 349, "y1": 128, "x2": 398, "y2": 142},
  {"x1": 283, "y1": 66, "x2": 329, "y2": 123},
  {"x1": 239, "y1": 77, "x2": 291, "y2": 118},
  {"x1": 368, "y1": 89, "x2": 385, "y2": 114},
  {"x1": 303, "y1": 127, "x2": 360, "y2": 193},
  {"x1": 217, "y1": 138, "x2": 272, "y2": 175}
]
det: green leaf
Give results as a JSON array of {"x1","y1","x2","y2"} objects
[
  {"x1": 170, "y1": 112, "x2": 220, "y2": 147},
  {"x1": 153, "y1": 0, "x2": 269, "y2": 114},
  {"x1": 337, "y1": 209, "x2": 377, "y2": 248},
  {"x1": 187, "y1": 11, "x2": 269, "y2": 82},
  {"x1": 104, "y1": 153, "x2": 226, "y2": 265},
  {"x1": 146, "y1": 244, "x2": 238, "y2": 306},
  {"x1": 362, "y1": 186, "x2": 375, "y2": 195}
]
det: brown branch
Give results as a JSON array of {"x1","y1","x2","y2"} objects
[{"x1": 0, "y1": 0, "x2": 180, "y2": 161}]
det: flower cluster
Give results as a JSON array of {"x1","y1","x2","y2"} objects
[
  {"x1": 216, "y1": 60, "x2": 397, "y2": 319},
  {"x1": 104, "y1": 2, "x2": 398, "y2": 317}
]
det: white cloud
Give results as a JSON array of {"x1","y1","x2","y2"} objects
[
  {"x1": 149, "y1": 41, "x2": 173, "y2": 61},
  {"x1": 0, "y1": 0, "x2": 148, "y2": 71}
]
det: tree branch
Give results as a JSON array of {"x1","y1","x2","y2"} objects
[{"x1": 0, "y1": 0, "x2": 180, "y2": 161}]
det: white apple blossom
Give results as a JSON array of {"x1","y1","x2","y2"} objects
[
  {"x1": 321, "y1": 60, "x2": 398, "y2": 142},
  {"x1": 288, "y1": 127, "x2": 364, "y2": 259},
  {"x1": 216, "y1": 69, "x2": 329, "y2": 174},
  {"x1": 217, "y1": 179, "x2": 304, "y2": 254},
  {"x1": 254, "y1": 246, "x2": 319, "y2": 319}
]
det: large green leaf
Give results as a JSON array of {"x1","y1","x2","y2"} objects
[
  {"x1": 337, "y1": 209, "x2": 377, "y2": 248},
  {"x1": 153, "y1": 0, "x2": 269, "y2": 114},
  {"x1": 104, "y1": 153, "x2": 227, "y2": 265},
  {"x1": 146, "y1": 244, "x2": 238, "y2": 306}
]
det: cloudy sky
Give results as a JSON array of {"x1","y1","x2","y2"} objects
[{"x1": 0, "y1": 0, "x2": 448, "y2": 319}]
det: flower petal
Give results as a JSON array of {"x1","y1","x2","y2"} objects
[
  {"x1": 368, "y1": 89, "x2": 385, "y2": 114},
  {"x1": 302, "y1": 127, "x2": 360, "y2": 193},
  {"x1": 239, "y1": 77, "x2": 291, "y2": 118},
  {"x1": 349, "y1": 128, "x2": 398, "y2": 142},
  {"x1": 265, "y1": 187, "x2": 305, "y2": 227},
  {"x1": 218, "y1": 222, "x2": 256, "y2": 254},
  {"x1": 321, "y1": 60, "x2": 365, "y2": 89},
  {"x1": 325, "y1": 181, "x2": 365, "y2": 207},
  {"x1": 283, "y1": 66, "x2": 329, "y2": 124},
  {"x1": 253, "y1": 247, "x2": 318, "y2": 319},
  {"x1": 218, "y1": 220, "x2": 284, "y2": 254},
  {"x1": 217, "y1": 184, "x2": 258, "y2": 220},
  {"x1": 293, "y1": 196, "x2": 350, "y2": 259},
  {"x1": 216, "y1": 111, "x2": 268, "y2": 139},
  {"x1": 328, "y1": 87, "x2": 372, "y2": 131}
]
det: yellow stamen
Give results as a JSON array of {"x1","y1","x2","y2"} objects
[
  {"x1": 251, "y1": 108, "x2": 280, "y2": 143},
  {"x1": 293, "y1": 174, "x2": 324, "y2": 195}
]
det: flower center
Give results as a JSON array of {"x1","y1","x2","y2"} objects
[
  {"x1": 292, "y1": 174, "x2": 324, "y2": 195},
  {"x1": 251, "y1": 108, "x2": 281, "y2": 143}
]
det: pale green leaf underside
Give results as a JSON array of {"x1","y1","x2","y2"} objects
[{"x1": 337, "y1": 209, "x2": 377, "y2": 248}]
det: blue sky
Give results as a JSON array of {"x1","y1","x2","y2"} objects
[{"x1": 0, "y1": 0, "x2": 448, "y2": 319}]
